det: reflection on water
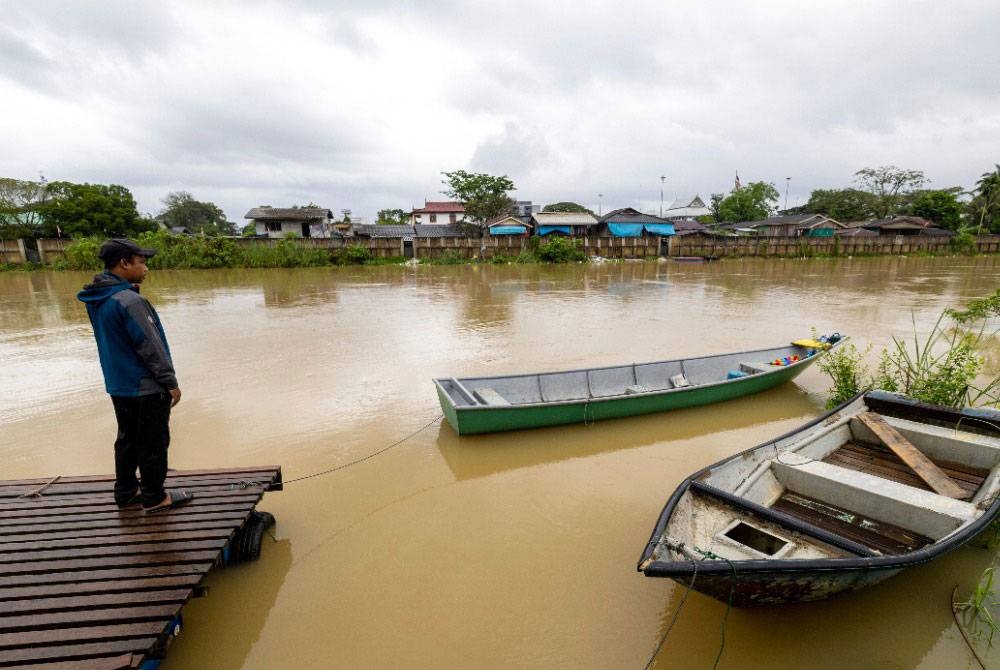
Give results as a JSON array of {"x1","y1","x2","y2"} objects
[
  {"x1": 436, "y1": 386, "x2": 818, "y2": 482},
  {"x1": 3, "y1": 256, "x2": 1000, "y2": 669}
]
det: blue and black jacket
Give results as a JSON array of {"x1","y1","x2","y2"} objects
[{"x1": 77, "y1": 271, "x2": 177, "y2": 397}]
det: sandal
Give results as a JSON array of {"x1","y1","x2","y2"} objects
[
  {"x1": 144, "y1": 490, "x2": 195, "y2": 514},
  {"x1": 116, "y1": 490, "x2": 142, "y2": 509}
]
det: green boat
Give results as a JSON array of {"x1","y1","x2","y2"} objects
[{"x1": 433, "y1": 336, "x2": 843, "y2": 435}]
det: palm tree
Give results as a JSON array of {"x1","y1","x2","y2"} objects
[{"x1": 971, "y1": 165, "x2": 1000, "y2": 234}]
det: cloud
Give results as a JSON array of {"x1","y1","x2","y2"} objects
[{"x1": 0, "y1": 1, "x2": 998, "y2": 222}]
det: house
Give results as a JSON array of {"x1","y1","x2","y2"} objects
[
  {"x1": 736, "y1": 214, "x2": 844, "y2": 237},
  {"x1": 663, "y1": 195, "x2": 711, "y2": 221},
  {"x1": 530, "y1": 211, "x2": 600, "y2": 236},
  {"x1": 598, "y1": 208, "x2": 675, "y2": 237},
  {"x1": 486, "y1": 215, "x2": 531, "y2": 236},
  {"x1": 410, "y1": 201, "x2": 466, "y2": 225},
  {"x1": 670, "y1": 218, "x2": 711, "y2": 237},
  {"x1": 244, "y1": 206, "x2": 334, "y2": 238},
  {"x1": 351, "y1": 224, "x2": 468, "y2": 239},
  {"x1": 841, "y1": 215, "x2": 952, "y2": 236}
]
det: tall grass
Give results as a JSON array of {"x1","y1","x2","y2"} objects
[{"x1": 818, "y1": 309, "x2": 1000, "y2": 409}]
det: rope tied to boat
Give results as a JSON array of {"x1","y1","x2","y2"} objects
[{"x1": 283, "y1": 414, "x2": 444, "y2": 485}]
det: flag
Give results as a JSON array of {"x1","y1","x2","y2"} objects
[{"x1": 734, "y1": 171, "x2": 742, "y2": 191}]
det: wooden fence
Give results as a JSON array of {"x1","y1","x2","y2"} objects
[{"x1": 4, "y1": 234, "x2": 1000, "y2": 265}]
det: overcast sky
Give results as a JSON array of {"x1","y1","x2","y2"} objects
[{"x1": 1, "y1": 1, "x2": 998, "y2": 223}]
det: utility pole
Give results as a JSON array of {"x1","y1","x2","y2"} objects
[
  {"x1": 598, "y1": 193, "x2": 603, "y2": 217},
  {"x1": 660, "y1": 175, "x2": 666, "y2": 217},
  {"x1": 785, "y1": 177, "x2": 791, "y2": 211}
]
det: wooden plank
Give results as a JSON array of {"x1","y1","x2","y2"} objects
[
  {"x1": 0, "y1": 604, "x2": 179, "y2": 633},
  {"x1": 0, "y1": 528, "x2": 234, "y2": 554},
  {"x1": 0, "y1": 550, "x2": 221, "y2": 577},
  {"x1": 0, "y1": 479, "x2": 272, "y2": 500},
  {"x1": 1, "y1": 654, "x2": 140, "y2": 670},
  {"x1": 0, "y1": 539, "x2": 228, "y2": 565},
  {"x1": 0, "y1": 638, "x2": 158, "y2": 665},
  {"x1": 0, "y1": 520, "x2": 242, "y2": 546},
  {"x1": 0, "y1": 466, "x2": 280, "y2": 488},
  {"x1": 0, "y1": 588, "x2": 191, "y2": 616},
  {"x1": 0, "y1": 622, "x2": 164, "y2": 650},
  {"x1": 825, "y1": 447, "x2": 980, "y2": 498},
  {"x1": 0, "y1": 496, "x2": 253, "y2": 528},
  {"x1": 0, "y1": 575, "x2": 202, "y2": 603},
  {"x1": 0, "y1": 511, "x2": 249, "y2": 535},
  {"x1": 0, "y1": 490, "x2": 262, "y2": 513},
  {"x1": 856, "y1": 412, "x2": 967, "y2": 498},
  {"x1": 0, "y1": 563, "x2": 213, "y2": 589}
]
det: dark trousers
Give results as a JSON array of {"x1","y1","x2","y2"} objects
[{"x1": 111, "y1": 392, "x2": 172, "y2": 507}]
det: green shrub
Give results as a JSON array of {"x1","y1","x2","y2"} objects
[
  {"x1": 54, "y1": 237, "x2": 103, "y2": 271},
  {"x1": 536, "y1": 236, "x2": 586, "y2": 263},
  {"x1": 335, "y1": 245, "x2": 373, "y2": 265}
]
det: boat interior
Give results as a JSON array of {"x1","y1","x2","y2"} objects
[
  {"x1": 437, "y1": 345, "x2": 813, "y2": 408},
  {"x1": 660, "y1": 402, "x2": 1000, "y2": 562}
]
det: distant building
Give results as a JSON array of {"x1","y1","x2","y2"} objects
[
  {"x1": 599, "y1": 208, "x2": 675, "y2": 237},
  {"x1": 486, "y1": 215, "x2": 531, "y2": 236},
  {"x1": 840, "y1": 215, "x2": 952, "y2": 236},
  {"x1": 734, "y1": 214, "x2": 844, "y2": 237},
  {"x1": 663, "y1": 195, "x2": 711, "y2": 221},
  {"x1": 512, "y1": 201, "x2": 541, "y2": 220},
  {"x1": 410, "y1": 201, "x2": 466, "y2": 225},
  {"x1": 530, "y1": 211, "x2": 600, "y2": 236},
  {"x1": 244, "y1": 206, "x2": 334, "y2": 238}
]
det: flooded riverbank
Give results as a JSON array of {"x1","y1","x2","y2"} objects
[{"x1": 3, "y1": 257, "x2": 1000, "y2": 668}]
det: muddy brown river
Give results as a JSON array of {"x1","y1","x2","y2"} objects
[{"x1": 3, "y1": 257, "x2": 1000, "y2": 668}]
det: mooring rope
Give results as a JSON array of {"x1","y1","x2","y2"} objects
[
  {"x1": 951, "y1": 584, "x2": 989, "y2": 670},
  {"x1": 643, "y1": 540, "x2": 699, "y2": 670},
  {"x1": 283, "y1": 414, "x2": 444, "y2": 485},
  {"x1": 17, "y1": 475, "x2": 61, "y2": 498}
]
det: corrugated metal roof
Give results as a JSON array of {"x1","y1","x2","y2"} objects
[
  {"x1": 600, "y1": 208, "x2": 672, "y2": 224},
  {"x1": 352, "y1": 224, "x2": 469, "y2": 238},
  {"x1": 244, "y1": 207, "x2": 332, "y2": 220},
  {"x1": 531, "y1": 212, "x2": 599, "y2": 226}
]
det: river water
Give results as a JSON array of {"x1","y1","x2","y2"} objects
[{"x1": 3, "y1": 257, "x2": 1000, "y2": 669}]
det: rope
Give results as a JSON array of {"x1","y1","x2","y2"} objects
[
  {"x1": 283, "y1": 414, "x2": 443, "y2": 485},
  {"x1": 643, "y1": 539, "x2": 699, "y2": 670},
  {"x1": 17, "y1": 475, "x2": 61, "y2": 498},
  {"x1": 952, "y1": 584, "x2": 989, "y2": 670}
]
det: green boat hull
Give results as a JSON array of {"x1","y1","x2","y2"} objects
[{"x1": 437, "y1": 359, "x2": 812, "y2": 435}]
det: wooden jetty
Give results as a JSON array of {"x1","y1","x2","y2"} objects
[{"x1": 0, "y1": 466, "x2": 282, "y2": 669}]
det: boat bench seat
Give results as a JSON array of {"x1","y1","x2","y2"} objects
[
  {"x1": 741, "y1": 362, "x2": 779, "y2": 374},
  {"x1": 772, "y1": 454, "x2": 978, "y2": 539},
  {"x1": 472, "y1": 387, "x2": 511, "y2": 406}
]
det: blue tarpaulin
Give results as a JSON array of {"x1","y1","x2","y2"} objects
[
  {"x1": 643, "y1": 223, "x2": 675, "y2": 236},
  {"x1": 607, "y1": 223, "x2": 644, "y2": 237},
  {"x1": 538, "y1": 225, "x2": 572, "y2": 236},
  {"x1": 489, "y1": 225, "x2": 527, "y2": 235}
]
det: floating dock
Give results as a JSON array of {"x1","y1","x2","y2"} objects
[{"x1": 0, "y1": 466, "x2": 282, "y2": 669}]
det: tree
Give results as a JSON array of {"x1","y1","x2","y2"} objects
[
  {"x1": 804, "y1": 188, "x2": 878, "y2": 222},
  {"x1": 542, "y1": 201, "x2": 594, "y2": 215},
  {"x1": 158, "y1": 191, "x2": 236, "y2": 236},
  {"x1": 717, "y1": 181, "x2": 780, "y2": 223},
  {"x1": 968, "y1": 165, "x2": 1000, "y2": 234},
  {"x1": 34, "y1": 181, "x2": 153, "y2": 238},
  {"x1": 441, "y1": 170, "x2": 516, "y2": 224},
  {"x1": 0, "y1": 177, "x2": 48, "y2": 237},
  {"x1": 708, "y1": 193, "x2": 725, "y2": 223},
  {"x1": 854, "y1": 166, "x2": 927, "y2": 218},
  {"x1": 376, "y1": 208, "x2": 408, "y2": 225},
  {"x1": 907, "y1": 188, "x2": 963, "y2": 230}
]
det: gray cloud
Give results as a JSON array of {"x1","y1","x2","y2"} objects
[{"x1": 0, "y1": 1, "x2": 998, "y2": 223}]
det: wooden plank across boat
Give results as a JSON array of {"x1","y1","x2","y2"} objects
[
  {"x1": 0, "y1": 467, "x2": 281, "y2": 668},
  {"x1": 637, "y1": 391, "x2": 1000, "y2": 606},
  {"x1": 433, "y1": 336, "x2": 842, "y2": 435}
]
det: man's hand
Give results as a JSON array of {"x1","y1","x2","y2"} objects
[{"x1": 169, "y1": 387, "x2": 182, "y2": 407}]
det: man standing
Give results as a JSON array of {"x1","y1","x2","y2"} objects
[{"x1": 78, "y1": 238, "x2": 193, "y2": 513}]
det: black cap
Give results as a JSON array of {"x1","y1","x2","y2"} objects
[{"x1": 98, "y1": 238, "x2": 157, "y2": 265}]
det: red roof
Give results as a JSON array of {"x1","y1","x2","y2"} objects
[{"x1": 411, "y1": 201, "x2": 465, "y2": 214}]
